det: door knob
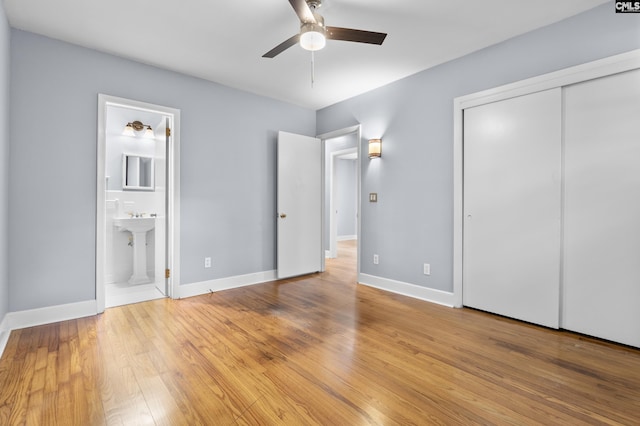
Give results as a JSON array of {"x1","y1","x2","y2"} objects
[{"x1": 280, "y1": 213, "x2": 287, "y2": 219}]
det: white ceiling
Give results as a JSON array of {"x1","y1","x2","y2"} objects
[{"x1": 4, "y1": 0, "x2": 609, "y2": 110}]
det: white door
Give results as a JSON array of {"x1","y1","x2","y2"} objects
[
  {"x1": 463, "y1": 89, "x2": 562, "y2": 328},
  {"x1": 277, "y1": 131, "x2": 322, "y2": 278},
  {"x1": 563, "y1": 69, "x2": 640, "y2": 347}
]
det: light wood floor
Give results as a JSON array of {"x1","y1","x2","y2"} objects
[{"x1": 1, "y1": 240, "x2": 640, "y2": 425}]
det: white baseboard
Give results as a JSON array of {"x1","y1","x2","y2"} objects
[
  {"x1": 358, "y1": 273, "x2": 457, "y2": 307},
  {"x1": 179, "y1": 270, "x2": 278, "y2": 299},
  {"x1": 5, "y1": 300, "x2": 98, "y2": 332},
  {"x1": 0, "y1": 300, "x2": 98, "y2": 360},
  {"x1": 0, "y1": 313, "x2": 10, "y2": 360},
  {"x1": 337, "y1": 235, "x2": 357, "y2": 241}
]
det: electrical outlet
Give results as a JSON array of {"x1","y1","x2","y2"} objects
[
  {"x1": 204, "y1": 257, "x2": 212, "y2": 268},
  {"x1": 373, "y1": 254, "x2": 379, "y2": 265},
  {"x1": 423, "y1": 263, "x2": 431, "y2": 275}
]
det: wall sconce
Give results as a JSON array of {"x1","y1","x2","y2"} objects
[
  {"x1": 368, "y1": 138, "x2": 382, "y2": 158},
  {"x1": 123, "y1": 120, "x2": 154, "y2": 138}
]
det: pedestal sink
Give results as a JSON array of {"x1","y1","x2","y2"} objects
[{"x1": 113, "y1": 217, "x2": 155, "y2": 285}]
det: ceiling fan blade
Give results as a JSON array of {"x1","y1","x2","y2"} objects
[
  {"x1": 289, "y1": 0, "x2": 316, "y2": 24},
  {"x1": 262, "y1": 34, "x2": 300, "y2": 58},
  {"x1": 326, "y1": 27, "x2": 387, "y2": 45}
]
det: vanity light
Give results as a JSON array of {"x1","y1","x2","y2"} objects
[
  {"x1": 123, "y1": 123, "x2": 135, "y2": 137},
  {"x1": 368, "y1": 138, "x2": 382, "y2": 158},
  {"x1": 123, "y1": 120, "x2": 153, "y2": 138}
]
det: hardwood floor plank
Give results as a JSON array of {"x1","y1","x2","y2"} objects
[
  {"x1": 130, "y1": 353, "x2": 188, "y2": 426},
  {"x1": 7, "y1": 350, "x2": 37, "y2": 424},
  {"x1": 40, "y1": 391, "x2": 57, "y2": 425},
  {"x1": 69, "y1": 372, "x2": 91, "y2": 425},
  {"x1": 0, "y1": 404, "x2": 10, "y2": 425},
  {"x1": 1, "y1": 241, "x2": 640, "y2": 424},
  {"x1": 43, "y1": 351, "x2": 57, "y2": 396}
]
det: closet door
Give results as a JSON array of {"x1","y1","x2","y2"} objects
[
  {"x1": 563, "y1": 69, "x2": 640, "y2": 348},
  {"x1": 463, "y1": 89, "x2": 562, "y2": 328}
]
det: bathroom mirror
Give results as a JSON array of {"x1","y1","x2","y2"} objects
[{"x1": 122, "y1": 154, "x2": 154, "y2": 191}]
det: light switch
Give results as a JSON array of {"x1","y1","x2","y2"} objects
[{"x1": 369, "y1": 193, "x2": 378, "y2": 202}]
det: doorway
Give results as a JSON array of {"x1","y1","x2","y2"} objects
[
  {"x1": 96, "y1": 95, "x2": 181, "y2": 311},
  {"x1": 327, "y1": 147, "x2": 358, "y2": 259},
  {"x1": 319, "y1": 125, "x2": 361, "y2": 277}
]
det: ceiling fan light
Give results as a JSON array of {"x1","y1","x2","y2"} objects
[{"x1": 300, "y1": 23, "x2": 326, "y2": 51}]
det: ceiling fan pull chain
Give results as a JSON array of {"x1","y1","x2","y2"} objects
[{"x1": 311, "y1": 50, "x2": 315, "y2": 88}]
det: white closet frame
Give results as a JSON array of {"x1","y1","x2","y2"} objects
[{"x1": 452, "y1": 49, "x2": 640, "y2": 308}]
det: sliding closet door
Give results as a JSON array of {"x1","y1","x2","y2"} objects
[
  {"x1": 463, "y1": 89, "x2": 562, "y2": 328},
  {"x1": 563, "y1": 69, "x2": 640, "y2": 348}
]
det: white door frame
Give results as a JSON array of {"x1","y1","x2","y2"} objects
[
  {"x1": 318, "y1": 125, "x2": 362, "y2": 277},
  {"x1": 327, "y1": 147, "x2": 358, "y2": 258},
  {"x1": 453, "y1": 49, "x2": 640, "y2": 308},
  {"x1": 96, "y1": 94, "x2": 181, "y2": 313}
]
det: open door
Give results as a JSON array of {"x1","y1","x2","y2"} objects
[{"x1": 277, "y1": 131, "x2": 322, "y2": 279}]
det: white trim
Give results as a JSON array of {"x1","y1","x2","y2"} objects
[
  {"x1": 320, "y1": 137, "x2": 328, "y2": 268},
  {"x1": 96, "y1": 94, "x2": 181, "y2": 311},
  {"x1": 337, "y1": 235, "x2": 357, "y2": 241},
  {"x1": 169, "y1": 112, "x2": 181, "y2": 299},
  {"x1": 0, "y1": 314, "x2": 10, "y2": 358},
  {"x1": 5, "y1": 300, "x2": 97, "y2": 332},
  {"x1": 179, "y1": 270, "x2": 278, "y2": 299},
  {"x1": 453, "y1": 49, "x2": 640, "y2": 308},
  {"x1": 317, "y1": 124, "x2": 361, "y2": 141},
  {"x1": 452, "y1": 92, "x2": 464, "y2": 308},
  {"x1": 96, "y1": 97, "x2": 107, "y2": 313},
  {"x1": 456, "y1": 49, "x2": 640, "y2": 110},
  {"x1": 359, "y1": 273, "x2": 456, "y2": 307}
]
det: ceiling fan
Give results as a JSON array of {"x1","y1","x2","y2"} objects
[{"x1": 263, "y1": 0, "x2": 387, "y2": 58}]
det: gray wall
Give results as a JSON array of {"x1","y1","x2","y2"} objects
[
  {"x1": 0, "y1": 3, "x2": 9, "y2": 322},
  {"x1": 335, "y1": 159, "x2": 357, "y2": 238},
  {"x1": 317, "y1": 2, "x2": 640, "y2": 292},
  {"x1": 9, "y1": 30, "x2": 315, "y2": 311}
]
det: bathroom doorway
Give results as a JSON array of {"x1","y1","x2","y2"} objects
[{"x1": 96, "y1": 95, "x2": 180, "y2": 311}]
